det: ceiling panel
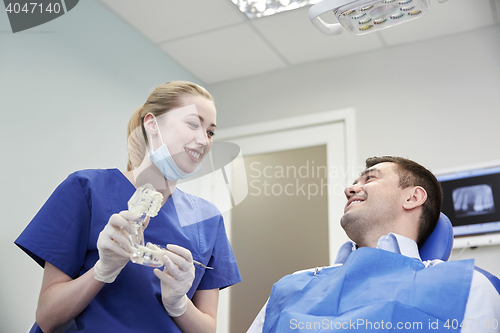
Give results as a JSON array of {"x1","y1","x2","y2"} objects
[
  {"x1": 251, "y1": 7, "x2": 385, "y2": 65},
  {"x1": 98, "y1": 0, "x2": 246, "y2": 43},
  {"x1": 380, "y1": 0, "x2": 497, "y2": 45},
  {"x1": 97, "y1": 0, "x2": 500, "y2": 84},
  {"x1": 160, "y1": 24, "x2": 288, "y2": 84}
]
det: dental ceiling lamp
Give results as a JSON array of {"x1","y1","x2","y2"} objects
[{"x1": 309, "y1": 0, "x2": 450, "y2": 35}]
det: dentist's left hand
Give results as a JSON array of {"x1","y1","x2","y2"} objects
[{"x1": 154, "y1": 244, "x2": 195, "y2": 317}]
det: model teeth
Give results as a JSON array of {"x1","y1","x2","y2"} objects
[{"x1": 128, "y1": 184, "x2": 163, "y2": 217}]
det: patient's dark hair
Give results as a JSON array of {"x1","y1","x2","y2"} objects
[{"x1": 365, "y1": 156, "x2": 443, "y2": 247}]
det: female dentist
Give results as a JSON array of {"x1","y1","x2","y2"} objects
[{"x1": 15, "y1": 81, "x2": 241, "y2": 333}]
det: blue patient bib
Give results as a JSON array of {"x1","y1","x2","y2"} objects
[{"x1": 263, "y1": 248, "x2": 474, "y2": 332}]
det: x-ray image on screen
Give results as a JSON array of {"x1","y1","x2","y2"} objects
[
  {"x1": 452, "y1": 184, "x2": 495, "y2": 218},
  {"x1": 438, "y1": 165, "x2": 500, "y2": 237}
]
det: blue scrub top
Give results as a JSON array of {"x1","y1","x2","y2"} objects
[{"x1": 15, "y1": 169, "x2": 241, "y2": 333}]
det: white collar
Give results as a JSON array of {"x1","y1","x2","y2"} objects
[{"x1": 334, "y1": 233, "x2": 422, "y2": 264}]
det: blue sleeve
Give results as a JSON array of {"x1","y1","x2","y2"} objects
[
  {"x1": 15, "y1": 173, "x2": 91, "y2": 279},
  {"x1": 198, "y1": 214, "x2": 242, "y2": 290}
]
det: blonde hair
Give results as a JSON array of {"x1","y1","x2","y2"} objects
[{"x1": 126, "y1": 81, "x2": 213, "y2": 171}]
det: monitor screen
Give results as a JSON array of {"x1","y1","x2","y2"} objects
[{"x1": 437, "y1": 165, "x2": 500, "y2": 237}]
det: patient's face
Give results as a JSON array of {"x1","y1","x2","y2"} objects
[{"x1": 340, "y1": 162, "x2": 406, "y2": 246}]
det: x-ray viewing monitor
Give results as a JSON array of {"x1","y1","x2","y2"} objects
[{"x1": 436, "y1": 165, "x2": 500, "y2": 248}]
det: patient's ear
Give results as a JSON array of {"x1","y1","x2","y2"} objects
[{"x1": 403, "y1": 186, "x2": 427, "y2": 210}]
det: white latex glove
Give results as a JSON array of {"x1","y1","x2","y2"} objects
[
  {"x1": 94, "y1": 211, "x2": 140, "y2": 283},
  {"x1": 154, "y1": 244, "x2": 196, "y2": 317}
]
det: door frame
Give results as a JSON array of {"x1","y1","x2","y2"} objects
[{"x1": 213, "y1": 108, "x2": 357, "y2": 333}]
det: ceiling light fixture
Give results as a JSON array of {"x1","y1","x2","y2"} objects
[
  {"x1": 309, "y1": 0, "x2": 449, "y2": 35},
  {"x1": 232, "y1": 0, "x2": 322, "y2": 19}
]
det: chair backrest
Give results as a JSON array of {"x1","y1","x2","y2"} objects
[{"x1": 419, "y1": 213, "x2": 454, "y2": 261}]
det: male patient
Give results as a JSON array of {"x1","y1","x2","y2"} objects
[{"x1": 248, "y1": 156, "x2": 500, "y2": 332}]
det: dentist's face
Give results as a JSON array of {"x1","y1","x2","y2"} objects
[{"x1": 155, "y1": 95, "x2": 216, "y2": 173}]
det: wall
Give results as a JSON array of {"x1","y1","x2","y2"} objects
[
  {"x1": 207, "y1": 25, "x2": 500, "y2": 278},
  {"x1": 0, "y1": 1, "x2": 201, "y2": 332},
  {"x1": 208, "y1": 25, "x2": 500, "y2": 170}
]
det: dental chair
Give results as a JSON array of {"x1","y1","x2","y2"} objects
[
  {"x1": 420, "y1": 212, "x2": 454, "y2": 261},
  {"x1": 420, "y1": 213, "x2": 500, "y2": 293}
]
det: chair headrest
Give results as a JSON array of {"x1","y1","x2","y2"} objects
[{"x1": 419, "y1": 213, "x2": 454, "y2": 261}]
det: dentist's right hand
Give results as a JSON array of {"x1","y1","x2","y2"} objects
[
  {"x1": 154, "y1": 244, "x2": 196, "y2": 317},
  {"x1": 94, "y1": 211, "x2": 140, "y2": 283}
]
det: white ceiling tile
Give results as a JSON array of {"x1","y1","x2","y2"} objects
[
  {"x1": 97, "y1": 0, "x2": 246, "y2": 43},
  {"x1": 159, "y1": 24, "x2": 288, "y2": 84},
  {"x1": 252, "y1": 7, "x2": 385, "y2": 65},
  {"x1": 97, "y1": 0, "x2": 499, "y2": 83},
  {"x1": 379, "y1": 0, "x2": 496, "y2": 45}
]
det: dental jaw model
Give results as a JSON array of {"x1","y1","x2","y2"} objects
[
  {"x1": 133, "y1": 242, "x2": 171, "y2": 268},
  {"x1": 127, "y1": 183, "x2": 164, "y2": 267},
  {"x1": 127, "y1": 184, "x2": 213, "y2": 269}
]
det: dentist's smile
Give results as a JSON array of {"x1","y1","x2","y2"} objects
[{"x1": 185, "y1": 148, "x2": 203, "y2": 162}]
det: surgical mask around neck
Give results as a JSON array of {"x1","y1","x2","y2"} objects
[{"x1": 148, "y1": 119, "x2": 202, "y2": 181}]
